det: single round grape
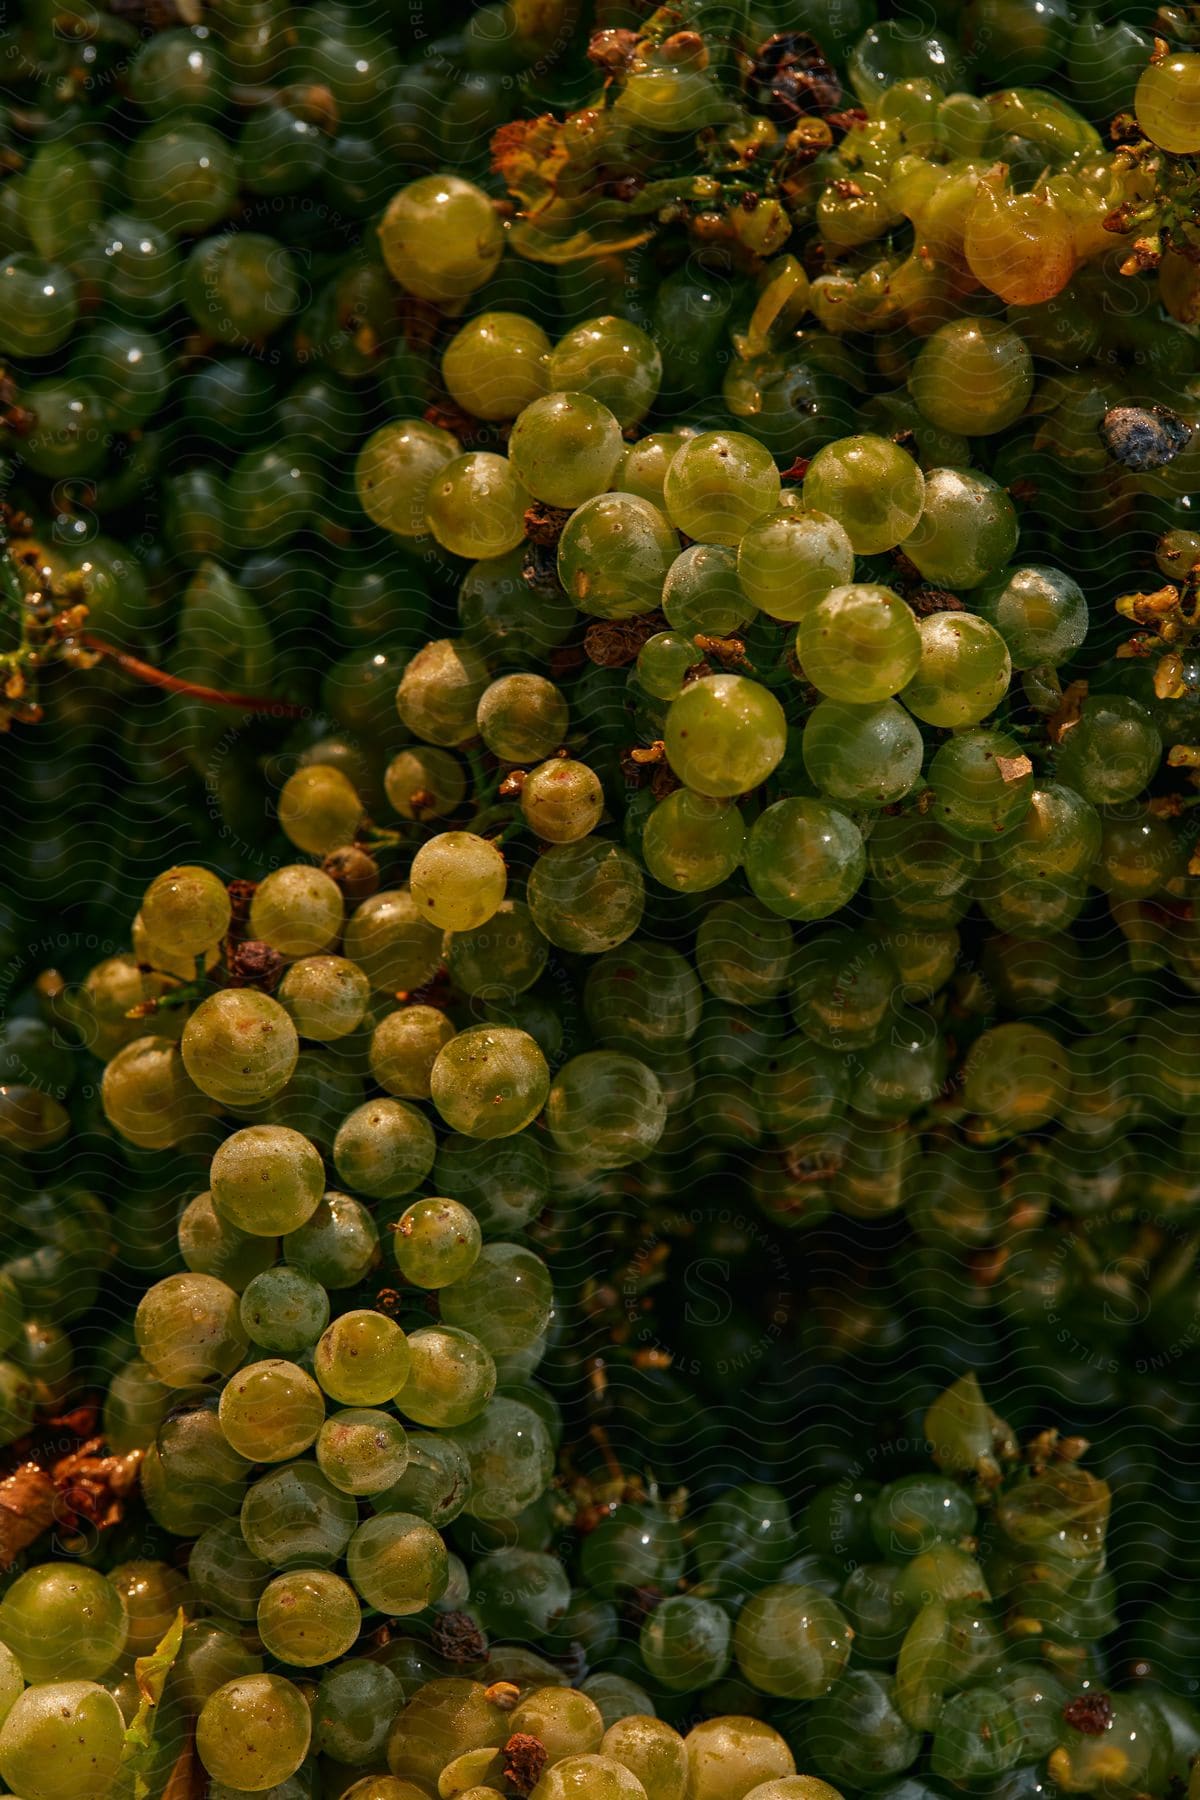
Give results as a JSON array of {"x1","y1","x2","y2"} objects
[
  {"x1": 803, "y1": 436, "x2": 925, "y2": 554},
  {"x1": 430, "y1": 1027, "x2": 550, "y2": 1139},
  {"x1": 343, "y1": 889, "x2": 443, "y2": 992},
  {"x1": 313, "y1": 1658, "x2": 403, "y2": 1769},
  {"x1": 520, "y1": 760, "x2": 605, "y2": 844},
  {"x1": 601, "y1": 1717, "x2": 689, "y2": 1800},
  {"x1": 530, "y1": 1753, "x2": 649, "y2": 1798},
  {"x1": 277, "y1": 765, "x2": 365, "y2": 856},
  {"x1": 974, "y1": 563, "x2": 1088, "y2": 669},
  {"x1": 440, "y1": 1242, "x2": 555, "y2": 1353},
  {"x1": 0, "y1": 255, "x2": 78, "y2": 356},
  {"x1": 0, "y1": 1681, "x2": 125, "y2": 1800},
  {"x1": 546, "y1": 1052, "x2": 667, "y2": 1170},
  {"x1": 211, "y1": 1125, "x2": 324, "y2": 1236},
  {"x1": 135, "y1": 1272, "x2": 247, "y2": 1387},
  {"x1": 509, "y1": 392, "x2": 625, "y2": 508},
  {"x1": 696, "y1": 899, "x2": 794, "y2": 1004},
  {"x1": 240, "y1": 1459, "x2": 357, "y2": 1570},
  {"x1": 333, "y1": 1099, "x2": 435, "y2": 1200},
  {"x1": 449, "y1": 1396, "x2": 555, "y2": 1520},
  {"x1": 640, "y1": 1596, "x2": 732, "y2": 1694},
  {"x1": 347, "y1": 1513, "x2": 449, "y2": 1615},
  {"x1": 434, "y1": 1134, "x2": 549, "y2": 1238},
  {"x1": 317, "y1": 1409, "x2": 410, "y2": 1497},
  {"x1": 664, "y1": 674, "x2": 787, "y2": 798},
  {"x1": 196, "y1": 1673, "x2": 311, "y2": 1790},
  {"x1": 393, "y1": 1198, "x2": 482, "y2": 1288},
  {"x1": 381, "y1": 175, "x2": 503, "y2": 301},
  {"x1": 900, "y1": 611, "x2": 1012, "y2": 728},
  {"x1": 249, "y1": 865, "x2": 345, "y2": 957},
  {"x1": 903, "y1": 468, "x2": 1019, "y2": 589},
  {"x1": 734, "y1": 1584, "x2": 853, "y2": 1699},
  {"x1": 527, "y1": 839, "x2": 645, "y2": 953},
  {"x1": 376, "y1": 1432, "x2": 472, "y2": 1527},
  {"x1": 385, "y1": 747, "x2": 467, "y2": 821},
  {"x1": 101, "y1": 1035, "x2": 213, "y2": 1149},
  {"x1": 277, "y1": 956, "x2": 370, "y2": 1042},
  {"x1": 927, "y1": 729, "x2": 1035, "y2": 840},
  {"x1": 443, "y1": 311, "x2": 551, "y2": 420},
  {"x1": 616, "y1": 432, "x2": 687, "y2": 506},
  {"x1": 1136, "y1": 51, "x2": 1200, "y2": 152},
  {"x1": 370, "y1": 1007, "x2": 457, "y2": 1099},
  {"x1": 962, "y1": 1022, "x2": 1070, "y2": 1133},
  {"x1": 994, "y1": 783, "x2": 1101, "y2": 882},
  {"x1": 124, "y1": 122, "x2": 238, "y2": 236},
  {"x1": 141, "y1": 864, "x2": 230, "y2": 959},
  {"x1": 1055, "y1": 694, "x2": 1162, "y2": 804},
  {"x1": 410, "y1": 830, "x2": 508, "y2": 930},
  {"x1": 129, "y1": 24, "x2": 228, "y2": 115},
  {"x1": 910, "y1": 320, "x2": 1034, "y2": 437},
  {"x1": 356, "y1": 420, "x2": 461, "y2": 538},
  {"x1": 394, "y1": 1325, "x2": 496, "y2": 1429},
  {"x1": 257, "y1": 1570, "x2": 361, "y2": 1668},
  {"x1": 183, "y1": 231, "x2": 299, "y2": 345},
  {"x1": 188, "y1": 1521, "x2": 271, "y2": 1626},
  {"x1": 507, "y1": 1686, "x2": 604, "y2": 1765},
  {"x1": 315, "y1": 1309, "x2": 411, "y2": 1405},
  {"x1": 642, "y1": 790, "x2": 746, "y2": 892},
  {"x1": 445, "y1": 899, "x2": 548, "y2": 1001},
  {"x1": 0, "y1": 1566, "x2": 127, "y2": 1683},
  {"x1": 745, "y1": 799, "x2": 866, "y2": 920},
  {"x1": 662, "y1": 543, "x2": 749, "y2": 636},
  {"x1": 802, "y1": 701, "x2": 923, "y2": 807},
  {"x1": 664, "y1": 431, "x2": 782, "y2": 545},
  {"x1": 218, "y1": 1358, "x2": 326, "y2": 1462},
  {"x1": 797, "y1": 583, "x2": 922, "y2": 703},
  {"x1": 737, "y1": 508, "x2": 855, "y2": 622},
  {"x1": 477, "y1": 673, "x2": 569, "y2": 764},
  {"x1": 637, "y1": 631, "x2": 697, "y2": 702},
  {"x1": 548, "y1": 315, "x2": 663, "y2": 426},
  {"x1": 1094, "y1": 806, "x2": 1182, "y2": 899},
  {"x1": 426, "y1": 451, "x2": 529, "y2": 560},
  {"x1": 557, "y1": 493, "x2": 680, "y2": 622},
  {"x1": 396, "y1": 638, "x2": 491, "y2": 746},
  {"x1": 240, "y1": 1266, "x2": 329, "y2": 1356}
]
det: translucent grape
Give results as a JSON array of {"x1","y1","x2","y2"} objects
[
  {"x1": 396, "y1": 638, "x2": 491, "y2": 746},
  {"x1": 430, "y1": 1027, "x2": 550, "y2": 1138},
  {"x1": 332, "y1": 1099, "x2": 435, "y2": 1199},
  {"x1": 410, "y1": 830, "x2": 507, "y2": 930},
  {"x1": 317, "y1": 1409, "x2": 410, "y2": 1496},
  {"x1": 520, "y1": 760, "x2": 605, "y2": 844},
  {"x1": 641, "y1": 1596, "x2": 732, "y2": 1694},
  {"x1": 477, "y1": 673, "x2": 569, "y2": 764},
  {"x1": 803, "y1": 436, "x2": 925, "y2": 554},
  {"x1": 663, "y1": 431, "x2": 782, "y2": 545},
  {"x1": 426, "y1": 452, "x2": 529, "y2": 560},
  {"x1": 974, "y1": 563, "x2": 1088, "y2": 668},
  {"x1": 370, "y1": 1006, "x2": 457, "y2": 1098},
  {"x1": 527, "y1": 841, "x2": 645, "y2": 952},
  {"x1": 529, "y1": 1753, "x2": 649, "y2": 1798},
  {"x1": 355, "y1": 420, "x2": 461, "y2": 538},
  {"x1": 445, "y1": 900, "x2": 548, "y2": 1000},
  {"x1": 1055, "y1": 695, "x2": 1162, "y2": 804},
  {"x1": 0, "y1": 1681, "x2": 124, "y2": 1800},
  {"x1": 141, "y1": 864, "x2": 230, "y2": 958},
  {"x1": 347, "y1": 1513, "x2": 449, "y2": 1614},
  {"x1": 734, "y1": 1584, "x2": 853, "y2": 1698},
  {"x1": 440, "y1": 1241, "x2": 555, "y2": 1353},
  {"x1": 240, "y1": 1266, "x2": 330, "y2": 1355},
  {"x1": 394, "y1": 1325, "x2": 496, "y2": 1429},
  {"x1": 218, "y1": 1358, "x2": 326, "y2": 1461},
  {"x1": 449, "y1": 1395, "x2": 555, "y2": 1520},
  {"x1": 557, "y1": 493, "x2": 679, "y2": 622},
  {"x1": 664, "y1": 674, "x2": 787, "y2": 797},
  {"x1": 642, "y1": 790, "x2": 746, "y2": 892},
  {"x1": 343, "y1": 888, "x2": 443, "y2": 992},
  {"x1": 135, "y1": 1272, "x2": 247, "y2": 1386},
  {"x1": 662, "y1": 544, "x2": 749, "y2": 636},
  {"x1": 508, "y1": 392, "x2": 625, "y2": 509},
  {"x1": 546, "y1": 1052, "x2": 667, "y2": 1170},
  {"x1": 1135, "y1": 51, "x2": 1200, "y2": 152},
  {"x1": 278, "y1": 956, "x2": 370, "y2": 1041},
  {"x1": 696, "y1": 899, "x2": 794, "y2": 1005},
  {"x1": 385, "y1": 747, "x2": 467, "y2": 820},
  {"x1": 379, "y1": 175, "x2": 503, "y2": 303},
  {"x1": 277, "y1": 764, "x2": 365, "y2": 855},
  {"x1": 442, "y1": 311, "x2": 551, "y2": 421},
  {"x1": 195, "y1": 1674, "x2": 311, "y2": 1790},
  {"x1": 900, "y1": 611, "x2": 1012, "y2": 728},
  {"x1": 249, "y1": 864, "x2": 345, "y2": 957},
  {"x1": 797, "y1": 583, "x2": 922, "y2": 703},
  {"x1": 0, "y1": 1566, "x2": 127, "y2": 1683},
  {"x1": 392, "y1": 1198, "x2": 481, "y2": 1289},
  {"x1": 0, "y1": 255, "x2": 78, "y2": 357},
  {"x1": 928, "y1": 729, "x2": 1035, "y2": 840},
  {"x1": 315, "y1": 1309, "x2": 411, "y2": 1405},
  {"x1": 745, "y1": 799, "x2": 866, "y2": 920},
  {"x1": 910, "y1": 320, "x2": 1034, "y2": 437},
  {"x1": 902, "y1": 468, "x2": 1019, "y2": 589},
  {"x1": 211, "y1": 1125, "x2": 324, "y2": 1235},
  {"x1": 257, "y1": 1570, "x2": 361, "y2": 1668},
  {"x1": 547, "y1": 315, "x2": 663, "y2": 426},
  {"x1": 101, "y1": 1036, "x2": 213, "y2": 1149},
  {"x1": 802, "y1": 700, "x2": 924, "y2": 807},
  {"x1": 616, "y1": 432, "x2": 687, "y2": 505},
  {"x1": 737, "y1": 508, "x2": 855, "y2": 622},
  {"x1": 637, "y1": 631, "x2": 699, "y2": 702}
]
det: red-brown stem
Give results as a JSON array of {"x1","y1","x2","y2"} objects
[{"x1": 80, "y1": 634, "x2": 309, "y2": 719}]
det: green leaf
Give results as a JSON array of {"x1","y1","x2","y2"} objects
[{"x1": 119, "y1": 1607, "x2": 186, "y2": 1800}]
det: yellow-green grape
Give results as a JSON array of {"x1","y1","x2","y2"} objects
[
  {"x1": 636, "y1": 632, "x2": 698, "y2": 702},
  {"x1": 277, "y1": 956, "x2": 370, "y2": 1041},
  {"x1": 664, "y1": 674, "x2": 787, "y2": 798},
  {"x1": 527, "y1": 840, "x2": 645, "y2": 951},
  {"x1": 355, "y1": 420, "x2": 461, "y2": 536},
  {"x1": 141, "y1": 864, "x2": 231, "y2": 959},
  {"x1": 902, "y1": 467, "x2": 1019, "y2": 590},
  {"x1": 257, "y1": 1570, "x2": 361, "y2": 1667},
  {"x1": 346, "y1": 1513, "x2": 449, "y2": 1615},
  {"x1": 642, "y1": 791, "x2": 745, "y2": 893},
  {"x1": 796, "y1": 584, "x2": 922, "y2": 703},
  {"x1": 385, "y1": 1679, "x2": 511, "y2": 1787},
  {"x1": 195, "y1": 1673, "x2": 311, "y2": 1790},
  {"x1": 737, "y1": 509, "x2": 855, "y2": 622},
  {"x1": 182, "y1": 982, "x2": 300, "y2": 1109},
  {"x1": 343, "y1": 889, "x2": 443, "y2": 993},
  {"x1": 442, "y1": 311, "x2": 551, "y2": 420},
  {"x1": 425, "y1": 452, "x2": 530, "y2": 560},
  {"x1": 316, "y1": 1408, "x2": 410, "y2": 1496},
  {"x1": 802, "y1": 701, "x2": 923, "y2": 808},
  {"x1": 69, "y1": 954, "x2": 182, "y2": 1059},
  {"x1": 547, "y1": 314, "x2": 662, "y2": 427},
  {"x1": 178, "y1": 1192, "x2": 275, "y2": 1290},
  {"x1": 663, "y1": 431, "x2": 782, "y2": 545},
  {"x1": 370, "y1": 1006, "x2": 457, "y2": 1098},
  {"x1": 396, "y1": 638, "x2": 491, "y2": 746},
  {"x1": 384, "y1": 746, "x2": 467, "y2": 820},
  {"x1": 333, "y1": 1098, "x2": 435, "y2": 1199},
  {"x1": 558, "y1": 494, "x2": 680, "y2": 621},
  {"x1": 508, "y1": 392, "x2": 626, "y2": 508},
  {"x1": 445, "y1": 898, "x2": 549, "y2": 999},
  {"x1": 133, "y1": 910, "x2": 222, "y2": 979},
  {"x1": 392, "y1": 1197, "x2": 482, "y2": 1288},
  {"x1": 962, "y1": 1021, "x2": 1070, "y2": 1134},
  {"x1": 601, "y1": 1716, "x2": 689, "y2": 1800},
  {"x1": 107, "y1": 1560, "x2": 188, "y2": 1658},
  {"x1": 744, "y1": 799, "x2": 866, "y2": 921},
  {"x1": 546, "y1": 1051, "x2": 666, "y2": 1171},
  {"x1": 744, "y1": 1780, "x2": 845, "y2": 1799},
  {"x1": 0, "y1": 1565, "x2": 127, "y2": 1682},
  {"x1": 430, "y1": 1026, "x2": 550, "y2": 1138},
  {"x1": 662, "y1": 543, "x2": 748, "y2": 636},
  {"x1": 0, "y1": 1681, "x2": 125, "y2": 1800},
  {"x1": 101, "y1": 1035, "x2": 214, "y2": 1149},
  {"x1": 733, "y1": 1588, "x2": 852, "y2": 1700},
  {"x1": 278, "y1": 764, "x2": 365, "y2": 855},
  {"x1": 802, "y1": 436, "x2": 925, "y2": 554},
  {"x1": 218, "y1": 1358, "x2": 326, "y2": 1461},
  {"x1": 379, "y1": 175, "x2": 504, "y2": 303},
  {"x1": 440, "y1": 1241, "x2": 554, "y2": 1353},
  {"x1": 393, "y1": 1323, "x2": 496, "y2": 1428},
  {"x1": 315, "y1": 1309, "x2": 411, "y2": 1405},
  {"x1": 520, "y1": 760, "x2": 605, "y2": 843},
  {"x1": 510, "y1": 1688, "x2": 606, "y2": 1767},
  {"x1": 410, "y1": 830, "x2": 507, "y2": 930},
  {"x1": 530, "y1": 1754, "x2": 648, "y2": 1799},
  {"x1": 927, "y1": 728, "x2": 1034, "y2": 840},
  {"x1": 135, "y1": 1272, "x2": 248, "y2": 1386},
  {"x1": 250, "y1": 864, "x2": 345, "y2": 956},
  {"x1": 900, "y1": 612, "x2": 1012, "y2": 727},
  {"x1": 210, "y1": 1124, "x2": 324, "y2": 1235},
  {"x1": 1135, "y1": 51, "x2": 1200, "y2": 151},
  {"x1": 973, "y1": 564, "x2": 1087, "y2": 670},
  {"x1": 616, "y1": 432, "x2": 687, "y2": 505},
  {"x1": 909, "y1": 320, "x2": 1033, "y2": 437},
  {"x1": 477, "y1": 673, "x2": 568, "y2": 763}
]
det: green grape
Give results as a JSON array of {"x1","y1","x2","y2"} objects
[
  {"x1": 661, "y1": 544, "x2": 749, "y2": 635},
  {"x1": 640, "y1": 1596, "x2": 732, "y2": 1694},
  {"x1": 178, "y1": 1191, "x2": 276, "y2": 1290},
  {"x1": 278, "y1": 956, "x2": 370, "y2": 1043},
  {"x1": 508, "y1": 391, "x2": 625, "y2": 508},
  {"x1": 695, "y1": 898, "x2": 793, "y2": 1006},
  {"x1": 396, "y1": 638, "x2": 491, "y2": 746},
  {"x1": 927, "y1": 728, "x2": 1035, "y2": 840},
  {"x1": 218, "y1": 1358, "x2": 326, "y2": 1461},
  {"x1": 0, "y1": 1566, "x2": 127, "y2": 1683},
  {"x1": 547, "y1": 315, "x2": 662, "y2": 426},
  {"x1": 181, "y1": 989, "x2": 299, "y2": 1107},
  {"x1": 183, "y1": 231, "x2": 298, "y2": 344},
  {"x1": 736, "y1": 508, "x2": 855, "y2": 622},
  {"x1": 962, "y1": 1021, "x2": 1070, "y2": 1134},
  {"x1": 506, "y1": 1683, "x2": 602, "y2": 1763},
  {"x1": 601, "y1": 1717, "x2": 688, "y2": 1800},
  {"x1": 664, "y1": 673, "x2": 787, "y2": 797},
  {"x1": 992, "y1": 782, "x2": 1101, "y2": 880},
  {"x1": 520, "y1": 759, "x2": 605, "y2": 844},
  {"x1": 804, "y1": 1669, "x2": 921, "y2": 1787},
  {"x1": 129, "y1": 24, "x2": 228, "y2": 114},
  {"x1": 460, "y1": 545, "x2": 575, "y2": 665},
  {"x1": 446, "y1": 900, "x2": 548, "y2": 1001},
  {"x1": 69, "y1": 320, "x2": 169, "y2": 429},
  {"x1": 974, "y1": 563, "x2": 1088, "y2": 668},
  {"x1": 755, "y1": 1035, "x2": 849, "y2": 1135},
  {"x1": 135, "y1": 1272, "x2": 247, "y2": 1386},
  {"x1": 257, "y1": 1570, "x2": 361, "y2": 1668},
  {"x1": 240, "y1": 1265, "x2": 329, "y2": 1354},
  {"x1": 392, "y1": 1199, "x2": 481, "y2": 1289},
  {"x1": 316, "y1": 1408, "x2": 410, "y2": 1497},
  {"x1": 1135, "y1": 51, "x2": 1200, "y2": 152},
  {"x1": 394, "y1": 1325, "x2": 496, "y2": 1429},
  {"x1": 375, "y1": 1431, "x2": 471, "y2": 1527},
  {"x1": 347, "y1": 1512, "x2": 449, "y2": 1615},
  {"x1": 663, "y1": 431, "x2": 782, "y2": 545},
  {"x1": 641, "y1": 790, "x2": 746, "y2": 892},
  {"x1": 1055, "y1": 695, "x2": 1162, "y2": 804},
  {"x1": 684, "y1": 1718, "x2": 798, "y2": 1800},
  {"x1": 314, "y1": 1657, "x2": 402, "y2": 1766},
  {"x1": 366, "y1": 1008, "x2": 456, "y2": 1101},
  {"x1": 102, "y1": 1358, "x2": 174, "y2": 1454},
  {"x1": 226, "y1": 441, "x2": 320, "y2": 550},
  {"x1": 410, "y1": 831, "x2": 508, "y2": 931},
  {"x1": 439, "y1": 1241, "x2": 554, "y2": 1355},
  {"x1": 637, "y1": 632, "x2": 698, "y2": 702},
  {"x1": 797, "y1": 583, "x2": 922, "y2": 703},
  {"x1": 356, "y1": 421, "x2": 461, "y2": 538},
  {"x1": 557, "y1": 493, "x2": 679, "y2": 622},
  {"x1": 429, "y1": 1027, "x2": 549, "y2": 1139},
  {"x1": 476, "y1": 673, "x2": 568, "y2": 764},
  {"x1": 124, "y1": 122, "x2": 237, "y2": 236},
  {"x1": 545, "y1": 1052, "x2": 666, "y2": 1170},
  {"x1": 734, "y1": 1584, "x2": 852, "y2": 1698},
  {"x1": 584, "y1": 942, "x2": 701, "y2": 1055},
  {"x1": 0, "y1": 254, "x2": 78, "y2": 355},
  {"x1": 343, "y1": 889, "x2": 443, "y2": 992},
  {"x1": 802, "y1": 700, "x2": 923, "y2": 807},
  {"x1": 315, "y1": 1309, "x2": 411, "y2": 1406},
  {"x1": 433, "y1": 1134, "x2": 548, "y2": 1238},
  {"x1": 196, "y1": 1674, "x2": 311, "y2": 1790},
  {"x1": 900, "y1": 611, "x2": 1012, "y2": 728},
  {"x1": 238, "y1": 103, "x2": 326, "y2": 194},
  {"x1": 527, "y1": 840, "x2": 645, "y2": 952},
  {"x1": 448, "y1": 1395, "x2": 554, "y2": 1520},
  {"x1": 902, "y1": 468, "x2": 1019, "y2": 589},
  {"x1": 803, "y1": 436, "x2": 925, "y2": 554},
  {"x1": 0, "y1": 1681, "x2": 124, "y2": 1800},
  {"x1": 211, "y1": 1125, "x2": 324, "y2": 1236},
  {"x1": 443, "y1": 312, "x2": 551, "y2": 420},
  {"x1": 95, "y1": 213, "x2": 179, "y2": 318},
  {"x1": 1093, "y1": 805, "x2": 1181, "y2": 898},
  {"x1": 385, "y1": 748, "x2": 466, "y2": 821},
  {"x1": 616, "y1": 432, "x2": 687, "y2": 506},
  {"x1": 910, "y1": 319, "x2": 1034, "y2": 436},
  {"x1": 745, "y1": 799, "x2": 866, "y2": 920},
  {"x1": 380, "y1": 175, "x2": 504, "y2": 303},
  {"x1": 20, "y1": 382, "x2": 106, "y2": 479},
  {"x1": 425, "y1": 452, "x2": 529, "y2": 560},
  {"x1": 723, "y1": 349, "x2": 858, "y2": 460},
  {"x1": 332, "y1": 1098, "x2": 435, "y2": 1199},
  {"x1": 189, "y1": 1520, "x2": 271, "y2": 1622},
  {"x1": 241, "y1": 1460, "x2": 358, "y2": 1569},
  {"x1": 277, "y1": 765, "x2": 366, "y2": 855},
  {"x1": 283, "y1": 1190, "x2": 378, "y2": 1289},
  {"x1": 249, "y1": 864, "x2": 345, "y2": 956}
]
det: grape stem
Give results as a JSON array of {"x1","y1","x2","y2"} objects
[{"x1": 78, "y1": 633, "x2": 309, "y2": 718}]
